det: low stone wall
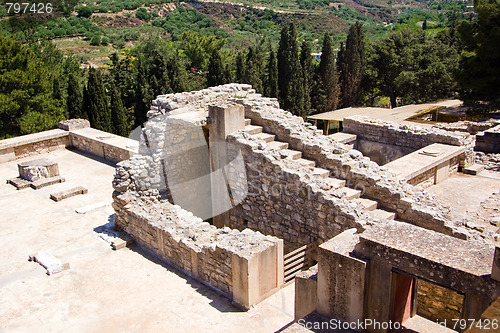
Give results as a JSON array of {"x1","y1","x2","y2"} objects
[
  {"x1": 0, "y1": 129, "x2": 69, "y2": 163},
  {"x1": 343, "y1": 115, "x2": 475, "y2": 165},
  {"x1": 112, "y1": 165, "x2": 284, "y2": 308},
  {"x1": 69, "y1": 128, "x2": 137, "y2": 163},
  {"x1": 475, "y1": 124, "x2": 500, "y2": 154},
  {"x1": 417, "y1": 279, "x2": 463, "y2": 324},
  {"x1": 236, "y1": 96, "x2": 468, "y2": 239},
  {"x1": 406, "y1": 155, "x2": 461, "y2": 187}
]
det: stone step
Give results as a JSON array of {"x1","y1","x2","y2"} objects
[
  {"x1": 7, "y1": 177, "x2": 31, "y2": 190},
  {"x1": 243, "y1": 125, "x2": 263, "y2": 135},
  {"x1": 312, "y1": 167, "x2": 330, "y2": 178},
  {"x1": 326, "y1": 177, "x2": 346, "y2": 189},
  {"x1": 31, "y1": 176, "x2": 65, "y2": 190},
  {"x1": 245, "y1": 118, "x2": 251, "y2": 126},
  {"x1": 341, "y1": 187, "x2": 362, "y2": 199},
  {"x1": 356, "y1": 198, "x2": 378, "y2": 211},
  {"x1": 372, "y1": 209, "x2": 396, "y2": 220},
  {"x1": 267, "y1": 141, "x2": 289, "y2": 150},
  {"x1": 297, "y1": 158, "x2": 316, "y2": 167},
  {"x1": 50, "y1": 186, "x2": 88, "y2": 202},
  {"x1": 463, "y1": 164, "x2": 484, "y2": 175},
  {"x1": 282, "y1": 149, "x2": 302, "y2": 160},
  {"x1": 254, "y1": 132, "x2": 275, "y2": 143}
]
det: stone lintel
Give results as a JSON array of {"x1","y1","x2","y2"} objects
[{"x1": 355, "y1": 222, "x2": 500, "y2": 301}]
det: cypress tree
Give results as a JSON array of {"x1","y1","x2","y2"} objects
[
  {"x1": 110, "y1": 85, "x2": 128, "y2": 137},
  {"x1": 266, "y1": 49, "x2": 279, "y2": 98},
  {"x1": 300, "y1": 41, "x2": 313, "y2": 117},
  {"x1": 67, "y1": 73, "x2": 84, "y2": 119},
  {"x1": 235, "y1": 51, "x2": 246, "y2": 83},
  {"x1": 168, "y1": 51, "x2": 185, "y2": 93},
  {"x1": 314, "y1": 33, "x2": 339, "y2": 114},
  {"x1": 339, "y1": 21, "x2": 366, "y2": 107},
  {"x1": 207, "y1": 49, "x2": 224, "y2": 87},
  {"x1": 277, "y1": 23, "x2": 304, "y2": 116},
  {"x1": 84, "y1": 68, "x2": 112, "y2": 132},
  {"x1": 243, "y1": 46, "x2": 263, "y2": 93},
  {"x1": 134, "y1": 58, "x2": 152, "y2": 127}
]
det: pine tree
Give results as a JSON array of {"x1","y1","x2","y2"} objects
[
  {"x1": 339, "y1": 22, "x2": 366, "y2": 107},
  {"x1": 207, "y1": 49, "x2": 224, "y2": 87},
  {"x1": 110, "y1": 85, "x2": 128, "y2": 137},
  {"x1": 265, "y1": 49, "x2": 278, "y2": 98},
  {"x1": 313, "y1": 33, "x2": 339, "y2": 114},
  {"x1": 67, "y1": 73, "x2": 84, "y2": 119},
  {"x1": 300, "y1": 41, "x2": 313, "y2": 117},
  {"x1": 84, "y1": 68, "x2": 112, "y2": 132}
]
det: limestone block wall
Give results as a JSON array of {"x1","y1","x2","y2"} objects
[
  {"x1": 236, "y1": 97, "x2": 468, "y2": 239},
  {"x1": 225, "y1": 132, "x2": 379, "y2": 253},
  {"x1": 343, "y1": 115, "x2": 475, "y2": 165},
  {"x1": 112, "y1": 179, "x2": 284, "y2": 308},
  {"x1": 475, "y1": 125, "x2": 500, "y2": 153},
  {"x1": 417, "y1": 279, "x2": 463, "y2": 324},
  {"x1": 0, "y1": 129, "x2": 69, "y2": 163}
]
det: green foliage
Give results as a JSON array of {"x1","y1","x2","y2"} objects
[
  {"x1": 77, "y1": 7, "x2": 93, "y2": 18},
  {"x1": 136, "y1": 8, "x2": 151, "y2": 21},
  {"x1": 265, "y1": 49, "x2": 278, "y2": 98},
  {"x1": 278, "y1": 23, "x2": 305, "y2": 116},
  {"x1": 83, "y1": 68, "x2": 112, "y2": 132},
  {"x1": 0, "y1": 36, "x2": 64, "y2": 138},
  {"x1": 339, "y1": 21, "x2": 366, "y2": 107},
  {"x1": 300, "y1": 41, "x2": 314, "y2": 116},
  {"x1": 207, "y1": 50, "x2": 225, "y2": 87},
  {"x1": 67, "y1": 73, "x2": 84, "y2": 119},
  {"x1": 181, "y1": 31, "x2": 225, "y2": 69},
  {"x1": 312, "y1": 33, "x2": 339, "y2": 114},
  {"x1": 456, "y1": 0, "x2": 500, "y2": 103},
  {"x1": 110, "y1": 85, "x2": 129, "y2": 136}
]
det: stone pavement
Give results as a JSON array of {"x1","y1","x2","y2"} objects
[{"x1": 0, "y1": 148, "x2": 294, "y2": 332}]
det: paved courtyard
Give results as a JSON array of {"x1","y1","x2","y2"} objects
[{"x1": 0, "y1": 149, "x2": 294, "y2": 333}]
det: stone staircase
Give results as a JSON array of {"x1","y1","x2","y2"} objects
[{"x1": 242, "y1": 118, "x2": 397, "y2": 221}]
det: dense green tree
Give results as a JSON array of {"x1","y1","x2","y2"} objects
[
  {"x1": 300, "y1": 41, "x2": 314, "y2": 117},
  {"x1": 110, "y1": 85, "x2": 128, "y2": 137},
  {"x1": 456, "y1": 0, "x2": 500, "y2": 103},
  {"x1": 181, "y1": 31, "x2": 225, "y2": 69},
  {"x1": 67, "y1": 73, "x2": 84, "y2": 119},
  {"x1": 339, "y1": 21, "x2": 366, "y2": 107},
  {"x1": 134, "y1": 58, "x2": 152, "y2": 127},
  {"x1": 243, "y1": 46, "x2": 264, "y2": 93},
  {"x1": 235, "y1": 51, "x2": 246, "y2": 83},
  {"x1": 265, "y1": 49, "x2": 279, "y2": 98},
  {"x1": 277, "y1": 23, "x2": 305, "y2": 116},
  {"x1": 371, "y1": 30, "x2": 458, "y2": 108},
  {"x1": 0, "y1": 36, "x2": 64, "y2": 138},
  {"x1": 312, "y1": 33, "x2": 339, "y2": 114},
  {"x1": 167, "y1": 51, "x2": 186, "y2": 93},
  {"x1": 207, "y1": 49, "x2": 224, "y2": 87},
  {"x1": 83, "y1": 68, "x2": 111, "y2": 132}
]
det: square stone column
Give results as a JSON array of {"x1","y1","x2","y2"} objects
[
  {"x1": 364, "y1": 260, "x2": 393, "y2": 333},
  {"x1": 208, "y1": 103, "x2": 245, "y2": 228},
  {"x1": 492, "y1": 246, "x2": 500, "y2": 282}
]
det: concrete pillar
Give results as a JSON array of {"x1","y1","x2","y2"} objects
[
  {"x1": 492, "y1": 246, "x2": 500, "y2": 282},
  {"x1": 208, "y1": 104, "x2": 245, "y2": 228},
  {"x1": 364, "y1": 260, "x2": 393, "y2": 333}
]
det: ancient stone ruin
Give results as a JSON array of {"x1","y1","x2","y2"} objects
[{"x1": 111, "y1": 84, "x2": 500, "y2": 331}]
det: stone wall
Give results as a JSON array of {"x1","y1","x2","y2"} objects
[
  {"x1": 235, "y1": 96, "x2": 469, "y2": 239},
  {"x1": 225, "y1": 132, "x2": 375, "y2": 253},
  {"x1": 69, "y1": 129, "x2": 136, "y2": 163},
  {"x1": 475, "y1": 124, "x2": 500, "y2": 154},
  {"x1": 407, "y1": 154, "x2": 462, "y2": 188},
  {"x1": 417, "y1": 279, "x2": 463, "y2": 324},
  {"x1": 343, "y1": 115, "x2": 475, "y2": 165},
  {"x1": 112, "y1": 175, "x2": 283, "y2": 308}
]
